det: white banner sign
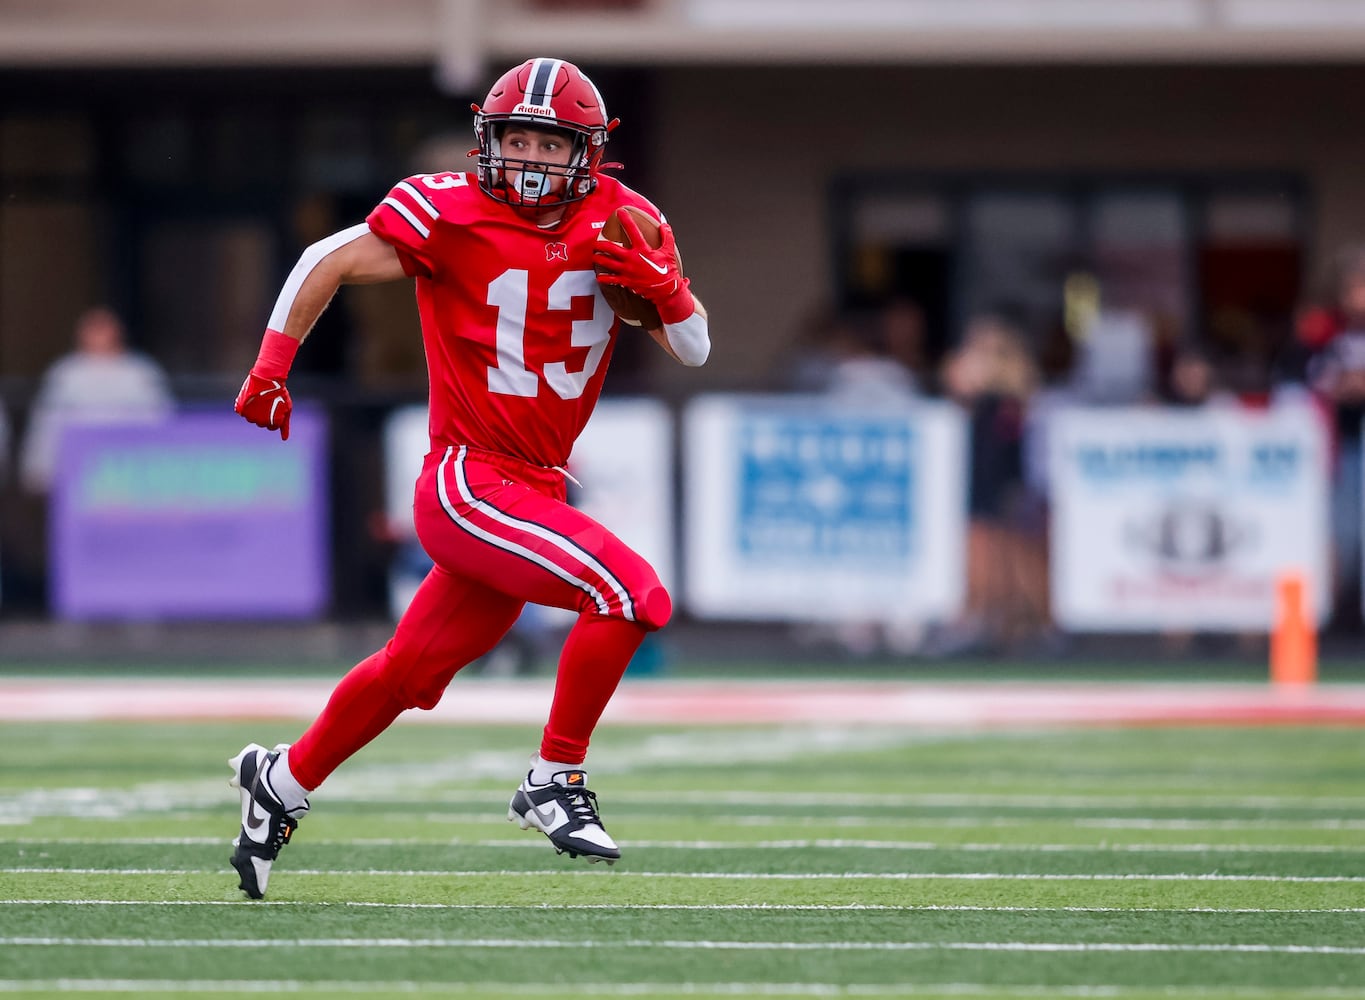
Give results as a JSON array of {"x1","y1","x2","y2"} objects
[
  {"x1": 683, "y1": 394, "x2": 966, "y2": 623},
  {"x1": 1049, "y1": 404, "x2": 1330, "y2": 630}
]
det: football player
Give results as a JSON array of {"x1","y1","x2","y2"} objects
[{"x1": 228, "y1": 57, "x2": 709, "y2": 898}]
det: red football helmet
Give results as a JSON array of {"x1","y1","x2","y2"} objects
[{"x1": 472, "y1": 57, "x2": 618, "y2": 213}]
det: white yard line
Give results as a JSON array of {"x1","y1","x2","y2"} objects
[
  {"x1": 4, "y1": 867, "x2": 1363, "y2": 881},
  {"x1": 1076, "y1": 818, "x2": 1365, "y2": 830},
  {"x1": 8, "y1": 785, "x2": 1363, "y2": 827},
  {"x1": 609, "y1": 789, "x2": 1365, "y2": 809},
  {"x1": 5, "y1": 900, "x2": 1364, "y2": 913},
  {"x1": 5, "y1": 836, "x2": 1363, "y2": 853},
  {"x1": 7, "y1": 936, "x2": 1365, "y2": 955},
  {"x1": 18, "y1": 781, "x2": 1365, "y2": 818},
  {"x1": 7, "y1": 981, "x2": 1343, "y2": 998}
]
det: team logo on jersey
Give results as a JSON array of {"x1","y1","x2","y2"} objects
[{"x1": 545, "y1": 242, "x2": 569, "y2": 262}]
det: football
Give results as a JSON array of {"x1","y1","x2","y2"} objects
[{"x1": 596, "y1": 206, "x2": 664, "y2": 329}]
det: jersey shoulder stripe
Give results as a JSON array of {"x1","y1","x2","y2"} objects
[
  {"x1": 376, "y1": 174, "x2": 458, "y2": 241},
  {"x1": 394, "y1": 180, "x2": 440, "y2": 221},
  {"x1": 381, "y1": 195, "x2": 432, "y2": 239}
]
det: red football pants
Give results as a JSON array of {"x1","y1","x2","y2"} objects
[{"x1": 289, "y1": 445, "x2": 672, "y2": 789}]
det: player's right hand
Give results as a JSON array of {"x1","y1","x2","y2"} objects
[{"x1": 235, "y1": 372, "x2": 292, "y2": 441}]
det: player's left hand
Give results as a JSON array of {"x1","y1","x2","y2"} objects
[
  {"x1": 235, "y1": 372, "x2": 293, "y2": 441},
  {"x1": 592, "y1": 209, "x2": 694, "y2": 324}
]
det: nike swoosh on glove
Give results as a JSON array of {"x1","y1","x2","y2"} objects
[
  {"x1": 235, "y1": 372, "x2": 292, "y2": 441},
  {"x1": 592, "y1": 208, "x2": 696, "y2": 325}
]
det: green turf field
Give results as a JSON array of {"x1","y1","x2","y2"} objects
[{"x1": 1, "y1": 716, "x2": 1363, "y2": 999}]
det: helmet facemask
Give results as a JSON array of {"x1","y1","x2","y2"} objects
[{"x1": 475, "y1": 119, "x2": 604, "y2": 212}]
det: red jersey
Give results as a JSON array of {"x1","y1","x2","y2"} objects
[{"x1": 366, "y1": 172, "x2": 663, "y2": 468}]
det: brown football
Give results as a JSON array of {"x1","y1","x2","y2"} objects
[{"x1": 595, "y1": 206, "x2": 664, "y2": 329}]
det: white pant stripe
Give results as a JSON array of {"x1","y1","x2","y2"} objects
[{"x1": 436, "y1": 446, "x2": 635, "y2": 620}]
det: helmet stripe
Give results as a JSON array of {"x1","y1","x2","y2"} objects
[{"x1": 526, "y1": 57, "x2": 563, "y2": 107}]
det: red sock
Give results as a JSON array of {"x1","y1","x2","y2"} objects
[
  {"x1": 288, "y1": 650, "x2": 405, "y2": 790},
  {"x1": 541, "y1": 615, "x2": 649, "y2": 763}
]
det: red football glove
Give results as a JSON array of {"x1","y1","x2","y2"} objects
[
  {"x1": 236, "y1": 329, "x2": 299, "y2": 440},
  {"x1": 592, "y1": 209, "x2": 696, "y2": 325},
  {"x1": 235, "y1": 372, "x2": 292, "y2": 441}
]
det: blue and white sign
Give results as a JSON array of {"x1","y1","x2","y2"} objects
[
  {"x1": 736, "y1": 416, "x2": 915, "y2": 566},
  {"x1": 683, "y1": 395, "x2": 965, "y2": 622},
  {"x1": 1049, "y1": 403, "x2": 1331, "y2": 630}
]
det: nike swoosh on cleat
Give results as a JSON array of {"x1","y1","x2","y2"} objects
[
  {"x1": 639, "y1": 254, "x2": 670, "y2": 275},
  {"x1": 246, "y1": 796, "x2": 266, "y2": 830},
  {"x1": 532, "y1": 801, "x2": 563, "y2": 828}
]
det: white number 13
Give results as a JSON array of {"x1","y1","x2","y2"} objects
[{"x1": 486, "y1": 269, "x2": 612, "y2": 400}]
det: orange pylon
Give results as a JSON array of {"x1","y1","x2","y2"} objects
[{"x1": 1270, "y1": 571, "x2": 1317, "y2": 686}]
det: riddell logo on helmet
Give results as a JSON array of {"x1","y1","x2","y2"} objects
[{"x1": 512, "y1": 103, "x2": 555, "y2": 118}]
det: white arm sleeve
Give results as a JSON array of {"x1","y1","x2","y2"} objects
[
  {"x1": 266, "y1": 223, "x2": 371, "y2": 331},
  {"x1": 662, "y1": 310, "x2": 710, "y2": 367}
]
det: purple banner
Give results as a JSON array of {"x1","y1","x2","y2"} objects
[{"x1": 50, "y1": 409, "x2": 329, "y2": 620}]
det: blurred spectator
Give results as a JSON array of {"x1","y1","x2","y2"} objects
[
  {"x1": 877, "y1": 297, "x2": 930, "y2": 388},
  {"x1": 1154, "y1": 342, "x2": 1259, "y2": 657},
  {"x1": 928, "y1": 313, "x2": 1053, "y2": 655},
  {"x1": 1068, "y1": 308, "x2": 1156, "y2": 404},
  {"x1": 826, "y1": 318, "x2": 921, "y2": 403},
  {"x1": 19, "y1": 306, "x2": 174, "y2": 493},
  {"x1": 784, "y1": 303, "x2": 921, "y2": 401},
  {"x1": 1300, "y1": 244, "x2": 1365, "y2": 626},
  {"x1": 783, "y1": 303, "x2": 924, "y2": 657},
  {"x1": 782, "y1": 304, "x2": 849, "y2": 393},
  {"x1": 823, "y1": 306, "x2": 923, "y2": 654},
  {"x1": 1159, "y1": 343, "x2": 1239, "y2": 409}
]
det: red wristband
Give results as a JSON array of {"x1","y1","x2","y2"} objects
[
  {"x1": 657, "y1": 277, "x2": 696, "y2": 326},
  {"x1": 251, "y1": 329, "x2": 300, "y2": 380}
]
